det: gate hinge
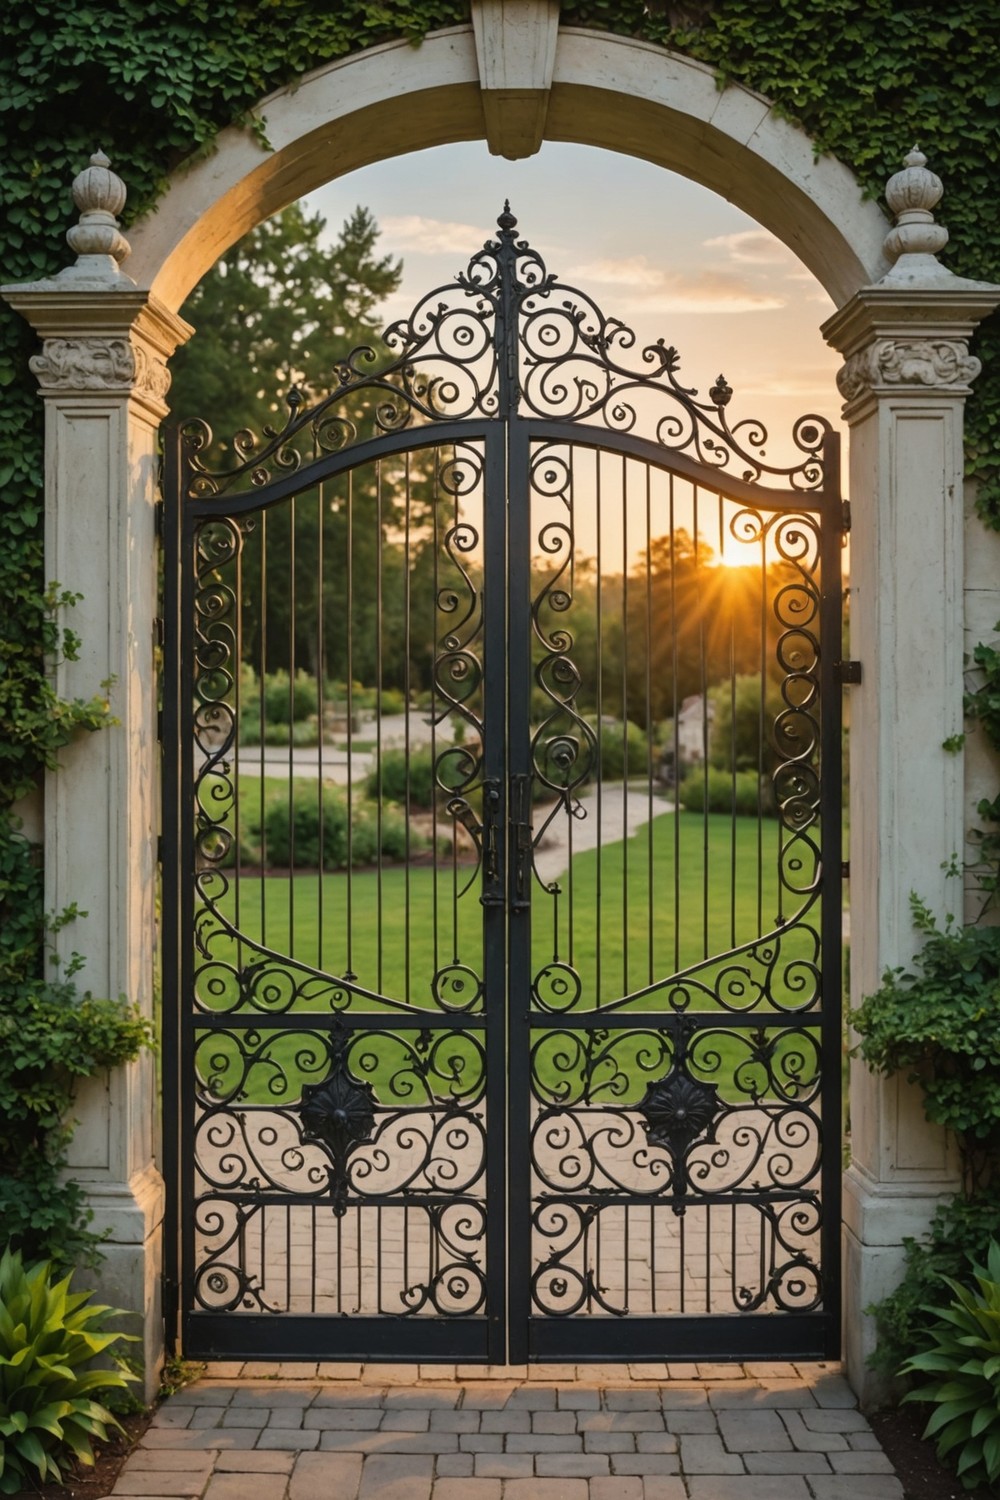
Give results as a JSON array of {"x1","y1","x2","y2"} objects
[
  {"x1": 153, "y1": 616, "x2": 165, "y2": 650},
  {"x1": 156, "y1": 708, "x2": 164, "y2": 742},
  {"x1": 841, "y1": 861, "x2": 850, "y2": 879},
  {"x1": 841, "y1": 499, "x2": 852, "y2": 533},
  {"x1": 835, "y1": 660, "x2": 862, "y2": 685},
  {"x1": 156, "y1": 834, "x2": 164, "y2": 866},
  {"x1": 154, "y1": 498, "x2": 164, "y2": 541}
]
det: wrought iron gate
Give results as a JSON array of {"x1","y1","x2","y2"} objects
[{"x1": 162, "y1": 208, "x2": 844, "y2": 1363}]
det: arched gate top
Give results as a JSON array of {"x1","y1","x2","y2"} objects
[{"x1": 178, "y1": 208, "x2": 837, "y2": 506}]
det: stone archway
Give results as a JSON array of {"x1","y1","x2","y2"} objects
[{"x1": 3, "y1": 5, "x2": 997, "y2": 1402}]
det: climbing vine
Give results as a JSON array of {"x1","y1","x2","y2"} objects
[{"x1": 1, "y1": 0, "x2": 998, "y2": 1259}]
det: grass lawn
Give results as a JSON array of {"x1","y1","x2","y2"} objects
[{"x1": 197, "y1": 803, "x2": 822, "y2": 1107}]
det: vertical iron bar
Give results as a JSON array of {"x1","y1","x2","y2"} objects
[
  {"x1": 346, "y1": 471, "x2": 354, "y2": 977},
  {"x1": 671, "y1": 476, "x2": 680, "y2": 974},
  {"x1": 317, "y1": 482, "x2": 324, "y2": 971},
  {"x1": 621, "y1": 454, "x2": 629, "y2": 998},
  {"x1": 819, "y1": 433, "x2": 845, "y2": 1355},
  {"x1": 728, "y1": 503, "x2": 737, "y2": 953},
  {"x1": 404, "y1": 452, "x2": 412, "y2": 1004},
  {"x1": 595, "y1": 454, "x2": 603, "y2": 1004},
  {"x1": 485, "y1": 429, "x2": 512, "y2": 1368},
  {"x1": 234, "y1": 532, "x2": 242, "y2": 951},
  {"x1": 260, "y1": 511, "x2": 267, "y2": 935},
  {"x1": 288, "y1": 497, "x2": 295, "y2": 957},
  {"x1": 376, "y1": 459, "x2": 383, "y2": 994},
  {"x1": 645, "y1": 463, "x2": 654, "y2": 988},
  {"x1": 431, "y1": 451, "x2": 440, "y2": 982},
  {"x1": 758, "y1": 515, "x2": 767, "y2": 937}
]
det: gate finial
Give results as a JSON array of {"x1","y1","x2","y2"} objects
[
  {"x1": 883, "y1": 147, "x2": 949, "y2": 267},
  {"x1": 66, "y1": 150, "x2": 132, "y2": 268},
  {"x1": 497, "y1": 201, "x2": 517, "y2": 233}
]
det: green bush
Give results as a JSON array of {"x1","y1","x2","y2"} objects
[
  {"x1": 0, "y1": 973, "x2": 155, "y2": 1267},
  {"x1": 0, "y1": 1251, "x2": 136, "y2": 1494},
  {"x1": 260, "y1": 718, "x2": 319, "y2": 748},
  {"x1": 587, "y1": 717, "x2": 649, "y2": 783},
  {"x1": 261, "y1": 669, "x2": 318, "y2": 725},
  {"x1": 261, "y1": 785, "x2": 416, "y2": 869},
  {"x1": 850, "y1": 898, "x2": 1000, "y2": 1178},
  {"x1": 708, "y1": 674, "x2": 784, "y2": 775},
  {"x1": 378, "y1": 687, "x2": 407, "y2": 717},
  {"x1": 867, "y1": 1189, "x2": 1000, "y2": 1378},
  {"x1": 365, "y1": 748, "x2": 438, "y2": 808},
  {"x1": 900, "y1": 1239, "x2": 1000, "y2": 1491},
  {"x1": 679, "y1": 766, "x2": 765, "y2": 816}
]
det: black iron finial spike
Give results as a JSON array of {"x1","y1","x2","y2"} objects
[{"x1": 497, "y1": 200, "x2": 517, "y2": 233}]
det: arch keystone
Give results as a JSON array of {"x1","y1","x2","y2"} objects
[{"x1": 472, "y1": 0, "x2": 560, "y2": 158}]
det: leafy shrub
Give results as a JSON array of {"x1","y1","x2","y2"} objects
[
  {"x1": 261, "y1": 785, "x2": 416, "y2": 869},
  {"x1": 850, "y1": 897, "x2": 1000, "y2": 1187},
  {"x1": 378, "y1": 687, "x2": 406, "y2": 717},
  {"x1": 0, "y1": 1251, "x2": 135, "y2": 1494},
  {"x1": 260, "y1": 718, "x2": 319, "y2": 747},
  {"x1": 0, "y1": 959, "x2": 155, "y2": 1267},
  {"x1": 868, "y1": 1189, "x2": 1000, "y2": 1377},
  {"x1": 679, "y1": 766, "x2": 766, "y2": 816},
  {"x1": 587, "y1": 717, "x2": 650, "y2": 783},
  {"x1": 261, "y1": 669, "x2": 318, "y2": 725},
  {"x1": 366, "y1": 748, "x2": 438, "y2": 808},
  {"x1": 708, "y1": 673, "x2": 784, "y2": 775},
  {"x1": 900, "y1": 1239, "x2": 1000, "y2": 1491}
]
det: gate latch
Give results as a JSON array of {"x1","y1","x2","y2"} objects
[
  {"x1": 479, "y1": 779, "x2": 504, "y2": 908},
  {"x1": 510, "y1": 773, "x2": 533, "y2": 913},
  {"x1": 835, "y1": 660, "x2": 862, "y2": 685}
]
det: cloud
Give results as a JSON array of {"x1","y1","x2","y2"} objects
[
  {"x1": 704, "y1": 230, "x2": 824, "y2": 293},
  {"x1": 563, "y1": 254, "x2": 786, "y2": 314},
  {"x1": 379, "y1": 214, "x2": 489, "y2": 256},
  {"x1": 703, "y1": 230, "x2": 798, "y2": 266}
]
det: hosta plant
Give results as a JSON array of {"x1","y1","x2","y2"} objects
[
  {"x1": 0, "y1": 1250, "x2": 137, "y2": 1494},
  {"x1": 900, "y1": 1239, "x2": 1000, "y2": 1490}
]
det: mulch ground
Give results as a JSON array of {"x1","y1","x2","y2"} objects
[{"x1": 869, "y1": 1404, "x2": 993, "y2": 1500}]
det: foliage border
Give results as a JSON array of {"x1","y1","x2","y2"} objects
[{"x1": 1, "y1": 0, "x2": 998, "y2": 1261}]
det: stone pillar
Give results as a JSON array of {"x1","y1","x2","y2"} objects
[
  {"x1": 823, "y1": 151, "x2": 1000, "y2": 1402},
  {"x1": 2, "y1": 154, "x2": 191, "y2": 1399}
]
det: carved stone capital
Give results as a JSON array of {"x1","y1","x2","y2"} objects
[
  {"x1": 29, "y1": 334, "x2": 172, "y2": 404},
  {"x1": 836, "y1": 337, "x2": 981, "y2": 403}
]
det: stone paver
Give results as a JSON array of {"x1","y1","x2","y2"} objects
[{"x1": 113, "y1": 1362, "x2": 904, "y2": 1498}]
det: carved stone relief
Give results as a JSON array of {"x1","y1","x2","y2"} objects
[
  {"x1": 29, "y1": 336, "x2": 171, "y2": 402},
  {"x1": 837, "y1": 337, "x2": 981, "y2": 402}
]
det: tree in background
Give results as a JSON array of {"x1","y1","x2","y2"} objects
[
  {"x1": 170, "y1": 201, "x2": 402, "y2": 444},
  {"x1": 169, "y1": 203, "x2": 452, "y2": 698}
]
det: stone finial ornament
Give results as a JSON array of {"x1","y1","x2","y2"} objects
[
  {"x1": 883, "y1": 148, "x2": 949, "y2": 264},
  {"x1": 65, "y1": 150, "x2": 131, "y2": 268}
]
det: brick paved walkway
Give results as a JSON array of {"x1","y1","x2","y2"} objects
[{"x1": 115, "y1": 1362, "x2": 904, "y2": 1499}]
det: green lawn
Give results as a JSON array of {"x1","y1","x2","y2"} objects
[
  {"x1": 205, "y1": 804, "x2": 814, "y2": 1009},
  {"x1": 196, "y1": 804, "x2": 822, "y2": 1107}
]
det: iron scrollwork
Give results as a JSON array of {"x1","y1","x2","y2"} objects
[
  {"x1": 178, "y1": 206, "x2": 835, "y2": 499},
  {"x1": 177, "y1": 207, "x2": 839, "y2": 1352},
  {"x1": 298, "y1": 1047, "x2": 377, "y2": 1218}
]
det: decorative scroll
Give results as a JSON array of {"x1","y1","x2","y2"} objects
[
  {"x1": 528, "y1": 1016, "x2": 823, "y2": 1315},
  {"x1": 178, "y1": 207, "x2": 835, "y2": 499}
]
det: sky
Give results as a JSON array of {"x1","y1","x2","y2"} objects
[{"x1": 303, "y1": 139, "x2": 845, "y2": 476}]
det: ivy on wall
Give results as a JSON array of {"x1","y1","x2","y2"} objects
[{"x1": 0, "y1": 0, "x2": 998, "y2": 1257}]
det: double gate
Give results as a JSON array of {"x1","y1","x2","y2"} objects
[{"x1": 162, "y1": 209, "x2": 844, "y2": 1363}]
